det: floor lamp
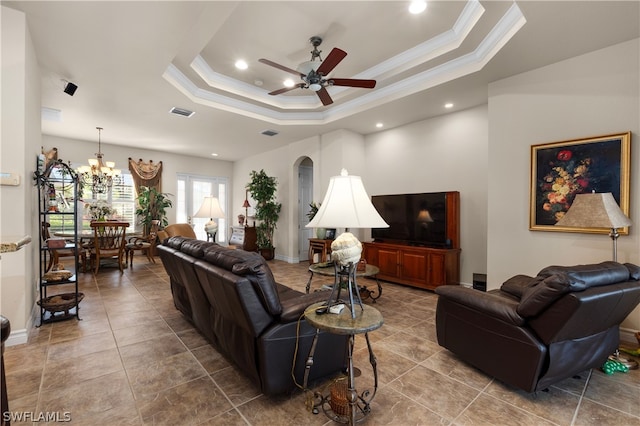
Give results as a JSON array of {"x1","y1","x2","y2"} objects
[
  {"x1": 306, "y1": 169, "x2": 389, "y2": 318},
  {"x1": 556, "y1": 192, "x2": 637, "y2": 369},
  {"x1": 555, "y1": 192, "x2": 631, "y2": 262},
  {"x1": 194, "y1": 196, "x2": 225, "y2": 242}
]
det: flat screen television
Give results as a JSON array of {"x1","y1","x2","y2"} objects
[{"x1": 371, "y1": 192, "x2": 450, "y2": 248}]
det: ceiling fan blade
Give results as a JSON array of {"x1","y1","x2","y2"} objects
[
  {"x1": 258, "y1": 58, "x2": 304, "y2": 77},
  {"x1": 268, "y1": 83, "x2": 305, "y2": 96},
  {"x1": 330, "y1": 78, "x2": 377, "y2": 89},
  {"x1": 316, "y1": 87, "x2": 333, "y2": 106},
  {"x1": 316, "y1": 48, "x2": 347, "y2": 75}
]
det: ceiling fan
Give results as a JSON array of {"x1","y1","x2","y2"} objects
[{"x1": 259, "y1": 36, "x2": 376, "y2": 106}]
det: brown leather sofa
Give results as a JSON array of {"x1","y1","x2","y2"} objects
[
  {"x1": 435, "y1": 261, "x2": 640, "y2": 392},
  {"x1": 157, "y1": 236, "x2": 348, "y2": 395}
]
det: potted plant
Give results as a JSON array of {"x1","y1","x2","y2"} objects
[
  {"x1": 246, "y1": 169, "x2": 282, "y2": 260},
  {"x1": 307, "y1": 202, "x2": 326, "y2": 239},
  {"x1": 135, "y1": 186, "x2": 173, "y2": 235}
]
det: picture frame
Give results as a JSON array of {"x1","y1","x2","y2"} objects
[
  {"x1": 325, "y1": 228, "x2": 336, "y2": 239},
  {"x1": 529, "y1": 131, "x2": 631, "y2": 234}
]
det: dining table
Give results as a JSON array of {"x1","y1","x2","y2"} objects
[{"x1": 53, "y1": 229, "x2": 142, "y2": 271}]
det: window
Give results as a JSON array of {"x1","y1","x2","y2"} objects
[
  {"x1": 79, "y1": 172, "x2": 136, "y2": 231},
  {"x1": 177, "y1": 174, "x2": 228, "y2": 242}
]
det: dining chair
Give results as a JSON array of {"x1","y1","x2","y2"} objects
[
  {"x1": 125, "y1": 219, "x2": 160, "y2": 268},
  {"x1": 88, "y1": 221, "x2": 129, "y2": 274},
  {"x1": 41, "y1": 222, "x2": 87, "y2": 272}
]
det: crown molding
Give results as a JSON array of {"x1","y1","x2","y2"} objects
[{"x1": 163, "y1": 2, "x2": 525, "y2": 125}]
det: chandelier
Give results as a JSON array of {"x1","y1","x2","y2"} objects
[{"x1": 77, "y1": 127, "x2": 121, "y2": 194}]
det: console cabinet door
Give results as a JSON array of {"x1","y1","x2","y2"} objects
[
  {"x1": 399, "y1": 249, "x2": 428, "y2": 287},
  {"x1": 375, "y1": 247, "x2": 400, "y2": 280},
  {"x1": 427, "y1": 252, "x2": 446, "y2": 287},
  {"x1": 363, "y1": 242, "x2": 460, "y2": 291}
]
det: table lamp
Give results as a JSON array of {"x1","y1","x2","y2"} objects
[
  {"x1": 555, "y1": 192, "x2": 632, "y2": 262},
  {"x1": 306, "y1": 169, "x2": 388, "y2": 317},
  {"x1": 194, "y1": 196, "x2": 225, "y2": 241}
]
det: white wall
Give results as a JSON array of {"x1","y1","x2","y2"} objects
[
  {"x1": 233, "y1": 129, "x2": 366, "y2": 262},
  {"x1": 41, "y1": 135, "x2": 234, "y2": 225},
  {"x1": 364, "y1": 105, "x2": 489, "y2": 285},
  {"x1": 1, "y1": 6, "x2": 41, "y2": 344},
  {"x1": 487, "y1": 38, "x2": 640, "y2": 332}
]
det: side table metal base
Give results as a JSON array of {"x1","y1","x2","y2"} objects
[{"x1": 303, "y1": 303, "x2": 383, "y2": 426}]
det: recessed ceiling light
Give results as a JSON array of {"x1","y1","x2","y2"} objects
[
  {"x1": 409, "y1": 1, "x2": 427, "y2": 14},
  {"x1": 376, "y1": 123, "x2": 384, "y2": 128},
  {"x1": 235, "y1": 60, "x2": 248, "y2": 70},
  {"x1": 210, "y1": 153, "x2": 218, "y2": 157},
  {"x1": 444, "y1": 103, "x2": 454, "y2": 109},
  {"x1": 283, "y1": 79, "x2": 295, "y2": 88}
]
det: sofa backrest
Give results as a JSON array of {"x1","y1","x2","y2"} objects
[
  {"x1": 520, "y1": 262, "x2": 640, "y2": 344},
  {"x1": 162, "y1": 236, "x2": 283, "y2": 317},
  {"x1": 513, "y1": 262, "x2": 635, "y2": 318},
  {"x1": 537, "y1": 261, "x2": 631, "y2": 288}
]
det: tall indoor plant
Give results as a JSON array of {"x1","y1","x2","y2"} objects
[
  {"x1": 246, "y1": 169, "x2": 282, "y2": 259},
  {"x1": 135, "y1": 186, "x2": 173, "y2": 235}
]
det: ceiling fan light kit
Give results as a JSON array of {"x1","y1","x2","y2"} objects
[{"x1": 259, "y1": 36, "x2": 376, "y2": 106}]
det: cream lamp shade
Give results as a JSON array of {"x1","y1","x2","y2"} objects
[
  {"x1": 194, "y1": 196, "x2": 225, "y2": 236},
  {"x1": 306, "y1": 169, "x2": 389, "y2": 230},
  {"x1": 306, "y1": 169, "x2": 388, "y2": 319},
  {"x1": 555, "y1": 192, "x2": 631, "y2": 261}
]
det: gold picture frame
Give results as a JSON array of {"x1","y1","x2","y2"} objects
[{"x1": 529, "y1": 132, "x2": 631, "y2": 234}]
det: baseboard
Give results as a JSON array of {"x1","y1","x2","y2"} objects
[
  {"x1": 274, "y1": 253, "x2": 297, "y2": 263},
  {"x1": 6, "y1": 300, "x2": 40, "y2": 347},
  {"x1": 620, "y1": 327, "x2": 639, "y2": 345}
]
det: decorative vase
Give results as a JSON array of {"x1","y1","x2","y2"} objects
[{"x1": 316, "y1": 228, "x2": 327, "y2": 239}]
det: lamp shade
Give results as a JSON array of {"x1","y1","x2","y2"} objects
[
  {"x1": 194, "y1": 196, "x2": 225, "y2": 219},
  {"x1": 555, "y1": 192, "x2": 631, "y2": 229},
  {"x1": 306, "y1": 169, "x2": 389, "y2": 229},
  {"x1": 417, "y1": 209, "x2": 434, "y2": 223}
]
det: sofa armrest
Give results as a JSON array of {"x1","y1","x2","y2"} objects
[
  {"x1": 436, "y1": 286, "x2": 525, "y2": 326},
  {"x1": 279, "y1": 291, "x2": 332, "y2": 323}
]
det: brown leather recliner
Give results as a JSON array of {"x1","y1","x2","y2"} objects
[
  {"x1": 164, "y1": 223, "x2": 196, "y2": 239},
  {"x1": 435, "y1": 261, "x2": 640, "y2": 392}
]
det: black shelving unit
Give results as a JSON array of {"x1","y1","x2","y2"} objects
[{"x1": 35, "y1": 159, "x2": 82, "y2": 325}]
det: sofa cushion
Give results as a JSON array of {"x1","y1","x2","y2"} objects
[
  {"x1": 624, "y1": 263, "x2": 640, "y2": 280},
  {"x1": 201, "y1": 246, "x2": 282, "y2": 316},
  {"x1": 501, "y1": 275, "x2": 541, "y2": 299},
  {"x1": 537, "y1": 261, "x2": 629, "y2": 288},
  {"x1": 203, "y1": 244, "x2": 256, "y2": 270},
  {"x1": 517, "y1": 273, "x2": 586, "y2": 317},
  {"x1": 164, "y1": 236, "x2": 191, "y2": 250},
  {"x1": 180, "y1": 239, "x2": 218, "y2": 258},
  {"x1": 233, "y1": 259, "x2": 282, "y2": 316}
]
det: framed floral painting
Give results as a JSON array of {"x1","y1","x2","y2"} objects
[{"x1": 529, "y1": 132, "x2": 631, "y2": 234}]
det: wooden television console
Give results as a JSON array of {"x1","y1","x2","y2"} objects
[{"x1": 363, "y1": 191, "x2": 460, "y2": 291}]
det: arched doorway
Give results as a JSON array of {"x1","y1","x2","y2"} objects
[{"x1": 298, "y1": 157, "x2": 313, "y2": 261}]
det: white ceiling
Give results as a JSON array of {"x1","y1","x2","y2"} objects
[{"x1": 5, "y1": 1, "x2": 639, "y2": 161}]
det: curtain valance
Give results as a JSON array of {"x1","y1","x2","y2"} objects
[{"x1": 128, "y1": 158, "x2": 163, "y2": 193}]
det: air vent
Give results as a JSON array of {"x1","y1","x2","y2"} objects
[
  {"x1": 42, "y1": 107, "x2": 62, "y2": 122},
  {"x1": 261, "y1": 129, "x2": 279, "y2": 137},
  {"x1": 169, "y1": 107, "x2": 195, "y2": 118}
]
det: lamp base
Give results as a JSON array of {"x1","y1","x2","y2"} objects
[
  {"x1": 204, "y1": 220, "x2": 218, "y2": 242},
  {"x1": 324, "y1": 262, "x2": 364, "y2": 319}
]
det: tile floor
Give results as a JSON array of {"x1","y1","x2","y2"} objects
[{"x1": 4, "y1": 256, "x2": 640, "y2": 425}]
